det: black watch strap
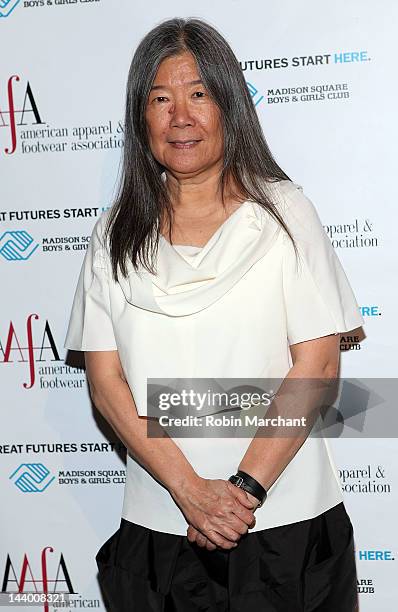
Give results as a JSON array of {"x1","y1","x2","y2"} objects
[{"x1": 228, "y1": 470, "x2": 267, "y2": 507}]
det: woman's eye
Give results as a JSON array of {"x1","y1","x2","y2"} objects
[
  {"x1": 193, "y1": 91, "x2": 206, "y2": 98},
  {"x1": 153, "y1": 96, "x2": 168, "y2": 103}
]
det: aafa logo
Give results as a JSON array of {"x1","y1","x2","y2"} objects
[
  {"x1": 0, "y1": 314, "x2": 61, "y2": 388},
  {"x1": 2, "y1": 547, "x2": 76, "y2": 612},
  {"x1": 1, "y1": 76, "x2": 44, "y2": 154}
]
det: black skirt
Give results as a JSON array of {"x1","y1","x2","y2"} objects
[{"x1": 95, "y1": 501, "x2": 358, "y2": 611}]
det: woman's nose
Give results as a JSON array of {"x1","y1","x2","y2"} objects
[{"x1": 169, "y1": 99, "x2": 194, "y2": 127}]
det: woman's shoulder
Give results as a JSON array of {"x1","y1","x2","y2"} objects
[
  {"x1": 265, "y1": 178, "x2": 322, "y2": 226},
  {"x1": 89, "y1": 207, "x2": 113, "y2": 252},
  {"x1": 265, "y1": 178, "x2": 304, "y2": 208}
]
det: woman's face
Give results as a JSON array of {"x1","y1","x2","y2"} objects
[{"x1": 145, "y1": 51, "x2": 224, "y2": 178}]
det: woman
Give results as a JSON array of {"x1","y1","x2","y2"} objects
[{"x1": 64, "y1": 17, "x2": 364, "y2": 611}]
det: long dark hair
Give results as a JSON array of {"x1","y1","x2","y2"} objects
[{"x1": 104, "y1": 17, "x2": 298, "y2": 281}]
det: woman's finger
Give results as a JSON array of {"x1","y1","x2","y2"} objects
[
  {"x1": 204, "y1": 528, "x2": 239, "y2": 550},
  {"x1": 187, "y1": 524, "x2": 198, "y2": 543},
  {"x1": 195, "y1": 532, "x2": 208, "y2": 547},
  {"x1": 205, "y1": 537, "x2": 218, "y2": 550},
  {"x1": 187, "y1": 524, "x2": 227, "y2": 551},
  {"x1": 226, "y1": 481, "x2": 256, "y2": 508}
]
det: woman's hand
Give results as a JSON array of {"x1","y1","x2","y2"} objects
[
  {"x1": 171, "y1": 477, "x2": 256, "y2": 550},
  {"x1": 186, "y1": 489, "x2": 261, "y2": 550}
]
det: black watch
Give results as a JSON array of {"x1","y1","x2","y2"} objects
[{"x1": 228, "y1": 470, "x2": 267, "y2": 507}]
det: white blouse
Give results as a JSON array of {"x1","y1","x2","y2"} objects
[{"x1": 64, "y1": 179, "x2": 365, "y2": 535}]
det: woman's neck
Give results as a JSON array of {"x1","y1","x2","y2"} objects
[{"x1": 163, "y1": 168, "x2": 242, "y2": 221}]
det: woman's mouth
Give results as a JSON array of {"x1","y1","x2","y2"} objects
[{"x1": 169, "y1": 140, "x2": 201, "y2": 149}]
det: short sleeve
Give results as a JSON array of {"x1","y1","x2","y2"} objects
[
  {"x1": 63, "y1": 212, "x2": 117, "y2": 351},
  {"x1": 281, "y1": 183, "x2": 365, "y2": 346}
]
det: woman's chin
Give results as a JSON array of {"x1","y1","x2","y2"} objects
[{"x1": 162, "y1": 159, "x2": 216, "y2": 177}]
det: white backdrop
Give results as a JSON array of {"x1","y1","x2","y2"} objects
[{"x1": 1, "y1": 1, "x2": 396, "y2": 610}]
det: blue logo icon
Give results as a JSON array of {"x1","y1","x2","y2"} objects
[
  {"x1": 0, "y1": 230, "x2": 39, "y2": 260},
  {"x1": 10, "y1": 463, "x2": 56, "y2": 492},
  {"x1": 247, "y1": 82, "x2": 265, "y2": 107},
  {"x1": 0, "y1": 0, "x2": 21, "y2": 18}
]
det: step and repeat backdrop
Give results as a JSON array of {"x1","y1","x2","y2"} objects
[{"x1": 1, "y1": 1, "x2": 396, "y2": 610}]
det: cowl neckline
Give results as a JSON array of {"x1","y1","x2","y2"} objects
[
  {"x1": 158, "y1": 199, "x2": 252, "y2": 269},
  {"x1": 116, "y1": 191, "x2": 287, "y2": 317}
]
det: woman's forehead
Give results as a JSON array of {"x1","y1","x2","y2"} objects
[{"x1": 153, "y1": 52, "x2": 200, "y2": 86}]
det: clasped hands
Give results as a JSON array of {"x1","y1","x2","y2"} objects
[{"x1": 172, "y1": 476, "x2": 261, "y2": 552}]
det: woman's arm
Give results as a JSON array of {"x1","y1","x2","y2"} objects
[
  {"x1": 84, "y1": 349, "x2": 255, "y2": 549},
  {"x1": 237, "y1": 334, "x2": 340, "y2": 488},
  {"x1": 188, "y1": 333, "x2": 340, "y2": 549}
]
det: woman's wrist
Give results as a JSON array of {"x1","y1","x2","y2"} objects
[
  {"x1": 229, "y1": 469, "x2": 267, "y2": 507},
  {"x1": 168, "y1": 471, "x2": 203, "y2": 503},
  {"x1": 237, "y1": 465, "x2": 270, "y2": 492},
  {"x1": 244, "y1": 490, "x2": 261, "y2": 510}
]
